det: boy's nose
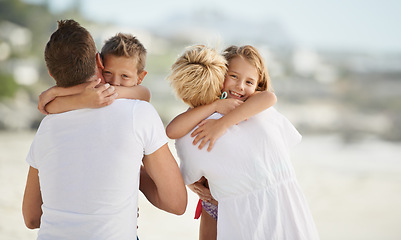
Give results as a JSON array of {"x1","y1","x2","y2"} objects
[{"x1": 109, "y1": 77, "x2": 120, "y2": 86}]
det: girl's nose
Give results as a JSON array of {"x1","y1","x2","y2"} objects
[{"x1": 236, "y1": 81, "x2": 244, "y2": 90}]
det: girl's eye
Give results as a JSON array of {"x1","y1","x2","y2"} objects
[
  {"x1": 230, "y1": 74, "x2": 238, "y2": 79},
  {"x1": 246, "y1": 81, "x2": 254, "y2": 85},
  {"x1": 103, "y1": 71, "x2": 112, "y2": 76},
  {"x1": 122, "y1": 74, "x2": 129, "y2": 78}
]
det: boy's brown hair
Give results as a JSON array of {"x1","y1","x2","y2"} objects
[
  {"x1": 44, "y1": 19, "x2": 97, "y2": 87},
  {"x1": 168, "y1": 45, "x2": 227, "y2": 108},
  {"x1": 223, "y1": 45, "x2": 273, "y2": 92},
  {"x1": 100, "y1": 33, "x2": 147, "y2": 74}
]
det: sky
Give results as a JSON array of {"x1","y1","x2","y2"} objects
[{"x1": 26, "y1": 0, "x2": 401, "y2": 53}]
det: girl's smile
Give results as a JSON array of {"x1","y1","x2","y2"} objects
[{"x1": 223, "y1": 56, "x2": 258, "y2": 101}]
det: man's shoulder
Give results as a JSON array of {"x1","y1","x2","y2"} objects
[
  {"x1": 114, "y1": 99, "x2": 160, "y2": 118},
  {"x1": 113, "y1": 99, "x2": 153, "y2": 109},
  {"x1": 102, "y1": 100, "x2": 157, "y2": 119}
]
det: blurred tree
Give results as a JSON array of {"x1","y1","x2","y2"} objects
[
  {"x1": 0, "y1": 0, "x2": 54, "y2": 99},
  {"x1": 0, "y1": 73, "x2": 18, "y2": 99},
  {"x1": 0, "y1": 0, "x2": 86, "y2": 98},
  {"x1": 0, "y1": 0, "x2": 58, "y2": 55}
]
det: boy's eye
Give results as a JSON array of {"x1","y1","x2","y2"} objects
[
  {"x1": 246, "y1": 81, "x2": 254, "y2": 85},
  {"x1": 122, "y1": 74, "x2": 129, "y2": 78},
  {"x1": 103, "y1": 71, "x2": 112, "y2": 75},
  {"x1": 230, "y1": 74, "x2": 238, "y2": 79}
]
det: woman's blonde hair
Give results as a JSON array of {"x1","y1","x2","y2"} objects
[
  {"x1": 223, "y1": 45, "x2": 273, "y2": 92},
  {"x1": 168, "y1": 45, "x2": 227, "y2": 107}
]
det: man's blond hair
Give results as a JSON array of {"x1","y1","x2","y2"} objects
[{"x1": 168, "y1": 45, "x2": 227, "y2": 108}]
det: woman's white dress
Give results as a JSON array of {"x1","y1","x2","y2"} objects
[{"x1": 176, "y1": 107, "x2": 320, "y2": 240}]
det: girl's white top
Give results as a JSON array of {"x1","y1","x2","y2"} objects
[{"x1": 176, "y1": 107, "x2": 319, "y2": 240}]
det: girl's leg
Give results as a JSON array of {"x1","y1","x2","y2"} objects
[{"x1": 199, "y1": 208, "x2": 217, "y2": 240}]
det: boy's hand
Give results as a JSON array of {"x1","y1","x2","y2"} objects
[
  {"x1": 191, "y1": 119, "x2": 228, "y2": 152},
  {"x1": 215, "y1": 98, "x2": 242, "y2": 115},
  {"x1": 81, "y1": 79, "x2": 118, "y2": 108},
  {"x1": 38, "y1": 86, "x2": 58, "y2": 115}
]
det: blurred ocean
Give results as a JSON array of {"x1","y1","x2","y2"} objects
[{"x1": 1, "y1": 131, "x2": 401, "y2": 240}]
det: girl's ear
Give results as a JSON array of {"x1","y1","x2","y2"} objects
[
  {"x1": 137, "y1": 70, "x2": 147, "y2": 85},
  {"x1": 96, "y1": 52, "x2": 104, "y2": 70}
]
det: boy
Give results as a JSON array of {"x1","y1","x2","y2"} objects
[
  {"x1": 22, "y1": 19, "x2": 187, "y2": 239},
  {"x1": 38, "y1": 33, "x2": 150, "y2": 114}
]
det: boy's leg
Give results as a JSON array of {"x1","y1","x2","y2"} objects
[{"x1": 199, "y1": 208, "x2": 217, "y2": 240}]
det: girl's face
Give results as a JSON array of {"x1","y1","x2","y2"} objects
[{"x1": 222, "y1": 56, "x2": 259, "y2": 101}]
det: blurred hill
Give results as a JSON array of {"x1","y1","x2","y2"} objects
[{"x1": 0, "y1": 0, "x2": 400, "y2": 142}]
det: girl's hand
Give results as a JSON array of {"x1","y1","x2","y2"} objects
[
  {"x1": 215, "y1": 98, "x2": 242, "y2": 115},
  {"x1": 191, "y1": 119, "x2": 228, "y2": 151},
  {"x1": 187, "y1": 177, "x2": 216, "y2": 203},
  {"x1": 80, "y1": 79, "x2": 118, "y2": 108}
]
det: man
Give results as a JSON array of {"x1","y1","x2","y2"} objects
[{"x1": 22, "y1": 19, "x2": 187, "y2": 239}]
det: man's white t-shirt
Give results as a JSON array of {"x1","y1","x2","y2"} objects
[
  {"x1": 26, "y1": 99, "x2": 167, "y2": 240},
  {"x1": 176, "y1": 107, "x2": 320, "y2": 240}
]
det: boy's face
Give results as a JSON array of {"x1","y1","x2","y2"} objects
[
  {"x1": 102, "y1": 54, "x2": 145, "y2": 87},
  {"x1": 223, "y1": 56, "x2": 258, "y2": 101}
]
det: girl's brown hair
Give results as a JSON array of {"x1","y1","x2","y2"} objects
[{"x1": 223, "y1": 45, "x2": 273, "y2": 92}]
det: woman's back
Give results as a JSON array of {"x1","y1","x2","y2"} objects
[{"x1": 176, "y1": 107, "x2": 319, "y2": 239}]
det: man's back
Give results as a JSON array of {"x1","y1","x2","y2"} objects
[{"x1": 27, "y1": 99, "x2": 167, "y2": 239}]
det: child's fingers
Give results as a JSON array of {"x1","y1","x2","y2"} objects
[
  {"x1": 190, "y1": 126, "x2": 202, "y2": 137},
  {"x1": 100, "y1": 84, "x2": 111, "y2": 93},
  {"x1": 191, "y1": 120, "x2": 210, "y2": 137},
  {"x1": 93, "y1": 83, "x2": 110, "y2": 94},
  {"x1": 100, "y1": 92, "x2": 118, "y2": 107},
  {"x1": 195, "y1": 183, "x2": 209, "y2": 192},
  {"x1": 37, "y1": 104, "x2": 48, "y2": 115},
  {"x1": 198, "y1": 119, "x2": 208, "y2": 127},
  {"x1": 192, "y1": 131, "x2": 205, "y2": 145},
  {"x1": 101, "y1": 85, "x2": 115, "y2": 97},
  {"x1": 207, "y1": 139, "x2": 216, "y2": 152},
  {"x1": 198, "y1": 137, "x2": 210, "y2": 150},
  {"x1": 196, "y1": 190, "x2": 212, "y2": 201},
  {"x1": 87, "y1": 78, "x2": 101, "y2": 88},
  {"x1": 193, "y1": 182, "x2": 213, "y2": 201}
]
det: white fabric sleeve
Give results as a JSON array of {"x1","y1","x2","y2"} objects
[
  {"x1": 25, "y1": 141, "x2": 37, "y2": 169},
  {"x1": 132, "y1": 102, "x2": 168, "y2": 155},
  {"x1": 279, "y1": 114, "x2": 302, "y2": 149},
  {"x1": 175, "y1": 132, "x2": 206, "y2": 185},
  {"x1": 178, "y1": 151, "x2": 203, "y2": 185}
]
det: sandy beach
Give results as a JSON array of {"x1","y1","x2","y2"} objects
[{"x1": 1, "y1": 131, "x2": 401, "y2": 240}]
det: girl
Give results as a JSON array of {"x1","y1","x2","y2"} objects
[{"x1": 167, "y1": 45, "x2": 319, "y2": 239}]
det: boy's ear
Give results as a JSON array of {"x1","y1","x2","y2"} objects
[
  {"x1": 95, "y1": 53, "x2": 106, "y2": 83},
  {"x1": 96, "y1": 53, "x2": 104, "y2": 69},
  {"x1": 137, "y1": 70, "x2": 147, "y2": 85}
]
